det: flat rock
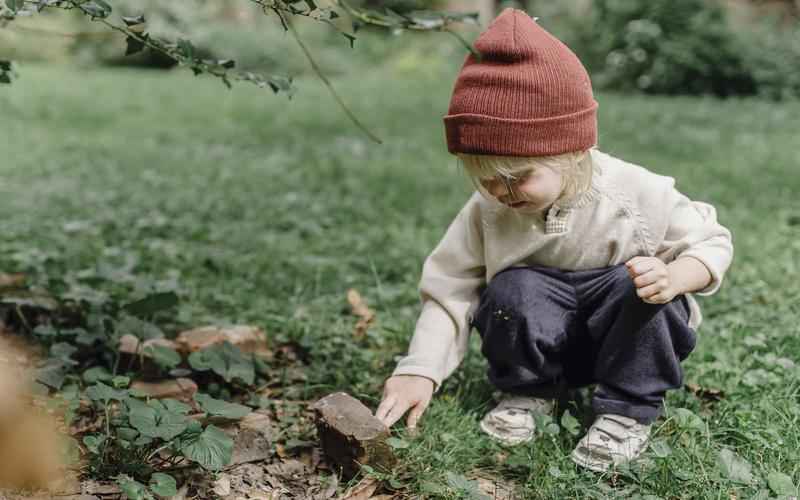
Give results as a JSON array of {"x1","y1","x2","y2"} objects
[
  {"x1": 130, "y1": 378, "x2": 198, "y2": 402},
  {"x1": 223, "y1": 410, "x2": 275, "y2": 466},
  {"x1": 175, "y1": 325, "x2": 269, "y2": 355},
  {"x1": 312, "y1": 392, "x2": 395, "y2": 478}
]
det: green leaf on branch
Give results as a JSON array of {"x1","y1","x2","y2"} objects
[
  {"x1": 121, "y1": 14, "x2": 146, "y2": 26},
  {"x1": 149, "y1": 472, "x2": 178, "y2": 498},
  {"x1": 195, "y1": 393, "x2": 251, "y2": 420},
  {"x1": 79, "y1": 0, "x2": 112, "y2": 19},
  {"x1": 122, "y1": 292, "x2": 178, "y2": 317},
  {"x1": 180, "y1": 424, "x2": 233, "y2": 471}
]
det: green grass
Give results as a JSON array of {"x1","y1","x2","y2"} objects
[{"x1": 2, "y1": 59, "x2": 800, "y2": 499}]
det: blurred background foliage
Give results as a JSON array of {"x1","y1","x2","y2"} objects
[{"x1": 1, "y1": 0, "x2": 799, "y2": 99}]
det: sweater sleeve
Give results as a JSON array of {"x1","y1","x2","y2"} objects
[
  {"x1": 654, "y1": 186, "x2": 734, "y2": 296},
  {"x1": 391, "y1": 195, "x2": 486, "y2": 393}
]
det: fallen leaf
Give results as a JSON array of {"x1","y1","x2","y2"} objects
[
  {"x1": 339, "y1": 476, "x2": 379, "y2": 499},
  {"x1": 346, "y1": 289, "x2": 375, "y2": 339},
  {"x1": 0, "y1": 273, "x2": 26, "y2": 289},
  {"x1": 685, "y1": 382, "x2": 724, "y2": 402}
]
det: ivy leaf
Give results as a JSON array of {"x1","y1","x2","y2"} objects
[
  {"x1": 180, "y1": 425, "x2": 233, "y2": 471},
  {"x1": 718, "y1": 448, "x2": 754, "y2": 485},
  {"x1": 116, "y1": 475, "x2": 154, "y2": 500},
  {"x1": 149, "y1": 472, "x2": 177, "y2": 498},
  {"x1": 83, "y1": 434, "x2": 106, "y2": 454},
  {"x1": 195, "y1": 393, "x2": 251, "y2": 420},
  {"x1": 83, "y1": 366, "x2": 113, "y2": 384},
  {"x1": 80, "y1": 0, "x2": 112, "y2": 19},
  {"x1": 767, "y1": 471, "x2": 796, "y2": 495},
  {"x1": 36, "y1": 360, "x2": 68, "y2": 389},
  {"x1": 128, "y1": 400, "x2": 188, "y2": 440},
  {"x1": 86, "y1": 382, "x2": 128, "y2": 402},
  {"x1": 121, "y1": 14, "x2": 145, "y2": 26},
  {"x1": 188, "y1": 342, "x2": 255, "y2": 385},
  {"x1": 122, "y1": 292, "x2": 178, "y2": 318},
  {"x1": 144, "y1": 344, "x2": 181, "y2": 369}
]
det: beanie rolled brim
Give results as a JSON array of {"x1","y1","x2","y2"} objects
[{"x1": 444, "y1": 101, "x2": 598, "y2": 157}]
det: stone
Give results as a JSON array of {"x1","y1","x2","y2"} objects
[
  {"x1": 312, "y1": 392, "x2": 395, "y2": 478},
  {"x1": 130, "y1": 378, "x2": 198, "y2": 402},
  {"x1": 223, "y1": 410, "x2": 275, "y2": 466},
  {"x1": 117, "y1": 335, "x2": 182, "y2": 378},
  {"x1": 175, "y1": 325, "x2": 269, "y2": 355}
]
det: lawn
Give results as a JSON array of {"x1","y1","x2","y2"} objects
[{"x1": 2, "y1": 60, "x2": 800, "y2": 499}]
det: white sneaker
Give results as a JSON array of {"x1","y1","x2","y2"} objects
[
  {"x1": 570, "y1": 414, "x2": 651, "y2": 472},
  {"x1": 479, "y1": 393, "x2": 555, "y2": 446}
]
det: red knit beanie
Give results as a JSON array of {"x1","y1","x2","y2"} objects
[{"x1": 444, "y1": 8, "x2": 598, "y2": 157}]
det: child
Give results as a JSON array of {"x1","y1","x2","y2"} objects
[{"x1": 374, "y1": 8, "x2": 733, "y2": 472}]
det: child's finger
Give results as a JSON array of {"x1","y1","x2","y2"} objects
[
  {"x1": 406, "y1": 400, "x2": 430, "y2": 430},
  {"x1": 633, "y1": 269, "x2": 661, "y2": 288},
  {"x1": 384, "y1": 400, "x2": 410, "y2": 428},
  {"x1": 375, "y1": 394, "x2": 397, "y2": 423},
  {"x1": 636, "y1": 282, "x2": 664, "y2": 299},
  {"x1": 627, "y1": 258, "x2": 656, "y2": 278}
]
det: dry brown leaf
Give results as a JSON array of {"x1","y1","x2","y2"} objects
[
  {"x1": 338, "y1": 476, "x2": 379, "y2": 500},
  {"x1": 685, "y1": 382, "x2": 724, "y2": 402},
  {"x1": 0, "y1": 273, "x2": 26, "y2": 289},
  {"x1": 346, "y1": 289, "x2": 375, "y2": 339}
]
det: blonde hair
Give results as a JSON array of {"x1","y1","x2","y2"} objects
[{"x1": 457, "y1": 150, "x2": 595, "y2": 205}]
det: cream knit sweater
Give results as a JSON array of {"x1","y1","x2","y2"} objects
[{"x1": 392, "y1": 149, "x2": 734, "y2": 392}]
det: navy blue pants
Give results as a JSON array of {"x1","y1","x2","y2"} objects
[{"x1": 471, "y1": 264, "x2": 696, "y2": 424}]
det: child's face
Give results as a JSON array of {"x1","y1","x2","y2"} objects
[{"x1": 479, "y1": 165, "x2": 564, "y2": 213}]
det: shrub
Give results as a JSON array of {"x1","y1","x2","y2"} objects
[{"x1": 573, "y1": 0, "x2": 757, "y2": 97}]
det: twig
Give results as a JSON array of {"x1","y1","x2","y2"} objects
[{"x1": 274, "y1": 6, "x2": 383, "y2": 144}]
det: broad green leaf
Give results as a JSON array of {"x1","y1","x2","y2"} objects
[
  {"x1": 116, "y1": 475, "x2": 153, "y2": 500},
  {"x1": 671, "y1": 408, "x2": 706, "y2": 433},
  {"x1": 162, "y1": 398, "x2": 191, "y2": 415},
  {"x1": 718, "y1": 448, "x2": 754, "y2": 485},
  {"x1": 36, "y1": 361, "x2": 67, "y2": 389},
  {"x1": 180, "y1": 425, "x2": 233, "y2": 471},
  {"x1": 80, "y1": 0, "x2": 112, "y2": 18},
  {"x1": 128, "y1": 400, "x2": 188, "y2": 440},
  {"x1": 116, "y1": 314, "x2": 164, "y2": 340},
  {"x1": 123, "y1": 292, "x2": 178, "y2": 317},
  {"x1": 144, "y1": 344, "x2": 181, "y2": 369},
  {"x1": 767, "y1": 471, "x2": 796, "y2": 495},
  {"x1": 188, "y1": 342, "x2": 255, "y2": 385},
  {"x1": 50, "y1": 342, "x2": 78, "y2": 361},
  {"x1": 149, "y1": 472, "x2": 177, "y2": 497},
  {"x1": 194, "y1": 393, "x2": 251, "y2": 419},
  {"x1": 83, "y1": 434, "x2": 105, "y2": 454},
  {"x1": 560, "y1": 409, "x2": 580, "y2": 436},
  {"x1": 112, "y1": 376, "x2": 131, "y2": 388},
  {"x1": 116, "y1": 427, "x2": 139, "y2": 441},
  {"x1": 86, "y1": 382, "x2": 128, "y2": 402}
]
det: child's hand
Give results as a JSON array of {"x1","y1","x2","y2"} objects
[
  {"x1": 625, "y1": 256, "x2": 678, "y2": 304},
  {"x1": 375, "y1": 375, "x2": 434, "y2": 430}
]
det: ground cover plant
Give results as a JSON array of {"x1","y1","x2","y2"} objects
[{"x1": 2, "y1": 58, "x2": 800, "y2": 498}]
